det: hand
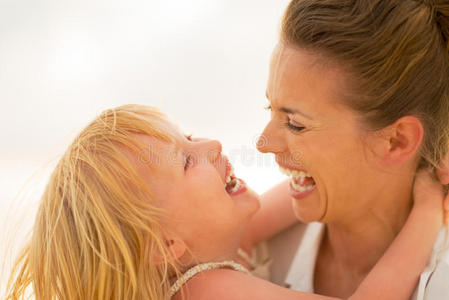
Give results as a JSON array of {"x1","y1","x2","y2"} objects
[
  {"x1": 436, "y1": 151, "x2": 449, "y2": 185},
  {"x1": 413, "y1": 168, "x2": 449, "y2": 225},
  {"x1": 435, "y1": 151, "x2": 449, "y2": 223}
]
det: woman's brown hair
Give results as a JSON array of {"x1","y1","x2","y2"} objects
[{"x1": 282, "y1": 0, "x2": 449, "y2": 170}]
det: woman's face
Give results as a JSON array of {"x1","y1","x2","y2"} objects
[
  {"x1": 258, "y1": 44, "x2": 388, "y2": 223},
  {"x1": 130, "y1": 121, "x2": 260, "y2": 261}
]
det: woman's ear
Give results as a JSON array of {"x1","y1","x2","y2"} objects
[
  {"x1": 375, "y1": 116, "x2": 424, "y2": 165},
  {"x1": 152, "y1": 238, "x2": 187, "y2": 265}
]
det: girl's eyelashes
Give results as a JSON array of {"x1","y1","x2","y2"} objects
[
  {"x1": 184, "y1": 154, "x2": 193, "y2": 170},
  {"x1": 183, "y1": 134, "x2": 194, "y2": 171}
]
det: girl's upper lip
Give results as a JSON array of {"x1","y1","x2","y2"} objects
[{"x1": 223, "y1": 155, "x2": 232, "y2": 183}]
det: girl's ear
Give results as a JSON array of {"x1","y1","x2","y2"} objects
[{"x1": 152, "y1": 238, "x2": 187, "y2": 265}]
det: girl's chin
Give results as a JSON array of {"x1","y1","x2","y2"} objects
[{"x1": 234, "y1": 187, "x2": 261, "y2": 217}]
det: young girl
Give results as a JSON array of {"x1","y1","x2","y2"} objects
[{"x1": 6, "y1": 104, "x2": 449, "y2": 300}]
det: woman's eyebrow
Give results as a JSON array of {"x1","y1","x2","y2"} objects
[
  {"x1": 279, "y1": 106, "x2": 313, "y2": 120},
  {"x1": 266, "y1": 91, "x2": 314, "y2": 120}
]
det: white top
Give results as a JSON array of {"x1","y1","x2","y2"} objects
[{"x1": 282, "y1": 222, "x2": 449, "y2": 300}]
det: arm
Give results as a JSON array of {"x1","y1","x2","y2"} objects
[
  {"x1": 240, "y1": 179, "x2": 299, "y2": 251},
  {"x1": 181, "y1": 169, "x2": 447, "y2": 300}
]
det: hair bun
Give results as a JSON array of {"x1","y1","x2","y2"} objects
[{"x1": 423, "y1": 0, "x2": 449, "y2": 51}]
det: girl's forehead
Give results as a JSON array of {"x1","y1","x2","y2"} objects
[
  {"x1": 125, "y1": 135, "x2": 182, "y2": 188},
  {"x1": 126, "y1": 117, "x2": 189, "y2": 174},
  {"x1": 134, "y1": 133, "x2": 178, "y2": 162}
]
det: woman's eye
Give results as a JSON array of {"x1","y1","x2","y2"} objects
[
  {"x1": 285, "y1": 122, "x2": 305, "y2": 132},
  {"x1": 184, "y1": 155, "x2": 193, "y2": 170},
  {"x1": 185, "y1": 134, "x2": 193, "y2": 141}
]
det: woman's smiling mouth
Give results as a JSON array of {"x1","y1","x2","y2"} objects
[{"x1": 278, "y1": 164, "x2": 317, "y2": 199}]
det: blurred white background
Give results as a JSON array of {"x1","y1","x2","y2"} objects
[{"x1": 0, "y1": 0, "x2": 290, "y2": 291}]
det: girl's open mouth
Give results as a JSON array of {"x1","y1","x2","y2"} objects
[{"x1": 224, "y1": 159, "x2": 247, "y2": 196}]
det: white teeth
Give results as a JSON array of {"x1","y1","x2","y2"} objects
[
  {"x1": 224, "y1": 163, "x2": 235, "y2": 187},
  {"x1": 279, "y1": 166, "x2": 312, "y2": 179},
  {"x1": 229, "y1": 178, "x2": 241, "y2": 193},
  {"x1": 280, "y1": 166, "x2": 316, "y2": 193},
  {"x1": 290, "y1": 177, "x2": 315, "y2": 193},
  {"x1": 279, "y1": 166, "x2": 291, "y2": 176}
]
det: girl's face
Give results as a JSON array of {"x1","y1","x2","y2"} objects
[
  {"x1": 131, "y1": 121, "x2": 260, "y2": 262},
  {"x1": 258, "y1": 44, "x2": 395, "y2": 224}
]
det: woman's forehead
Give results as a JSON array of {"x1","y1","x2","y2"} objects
[{"x1": 268, "y1": 44, "x2": 352, "y2": 120}]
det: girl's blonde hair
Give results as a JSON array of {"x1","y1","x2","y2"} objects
[{"x1": 6, "y1": 104, "x2": 181, "y2": 300}]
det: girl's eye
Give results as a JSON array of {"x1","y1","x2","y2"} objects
[
  {"x1": 285, "y1": 122, "x2": 305, "y2": 132},
  {"x1": 184, "y1": 155, "x2": 193, "y2": 170},
  {"x1": 185, "y1": 134, "x2": 193, "y2": 141}
]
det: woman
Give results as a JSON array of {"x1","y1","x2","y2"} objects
[{"x1": 258, "y1": 0, "x2": 449, "y2": 299}]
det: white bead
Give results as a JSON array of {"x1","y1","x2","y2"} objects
[{"x1": 169, "y1": 260, "x2": 250, "y2": 297}]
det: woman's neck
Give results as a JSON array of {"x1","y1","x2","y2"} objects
[{"x1": 324, "y1": 175, "x2": 414, "y2": 276}]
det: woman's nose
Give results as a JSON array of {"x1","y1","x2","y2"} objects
[{"x1": 257, "y1": 121, "x2": 285, "y2": 154}]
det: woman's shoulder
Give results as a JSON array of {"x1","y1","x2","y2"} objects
[
  {"x1": 424, "y1": 259, "x2": 449, "y2": 299},
  {"x1": 416, "y1": 228, "x2": 449, "y2": 300}
]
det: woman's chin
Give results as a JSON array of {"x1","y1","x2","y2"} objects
[{"x1": 292, "y1": 198, "x2": 325, "y2": 223}]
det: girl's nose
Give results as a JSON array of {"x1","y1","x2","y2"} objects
[
  {"x1": 192, "y1": 138, "x2": 222, "y2": 164},
  {"x1": 204, "y1": 139, "x2": 222, "y2": 163}
]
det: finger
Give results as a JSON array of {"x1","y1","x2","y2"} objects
[
  {"x1": 436, "y1": 152, "x2": 449, "y2": 185},
  {"x1": 414, "y1": 168, "x2": 441, "y2": 198},
  {"x1": 445, "y1": 192, "x2": 449, "y2": 211},
  {"x1": 436, "y1": 169, "x2": 449, "y2": 185},
  {"x1": 444, "y1": 193, "x2": 449, "y2": 225}
]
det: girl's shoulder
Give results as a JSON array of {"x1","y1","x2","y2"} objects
[
  {"x1": 172, "y1": 268, "x2": 244, "y2": 300},
  {"x1": 173, "y1": 268, "x2": 338, "y2": 300}
]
